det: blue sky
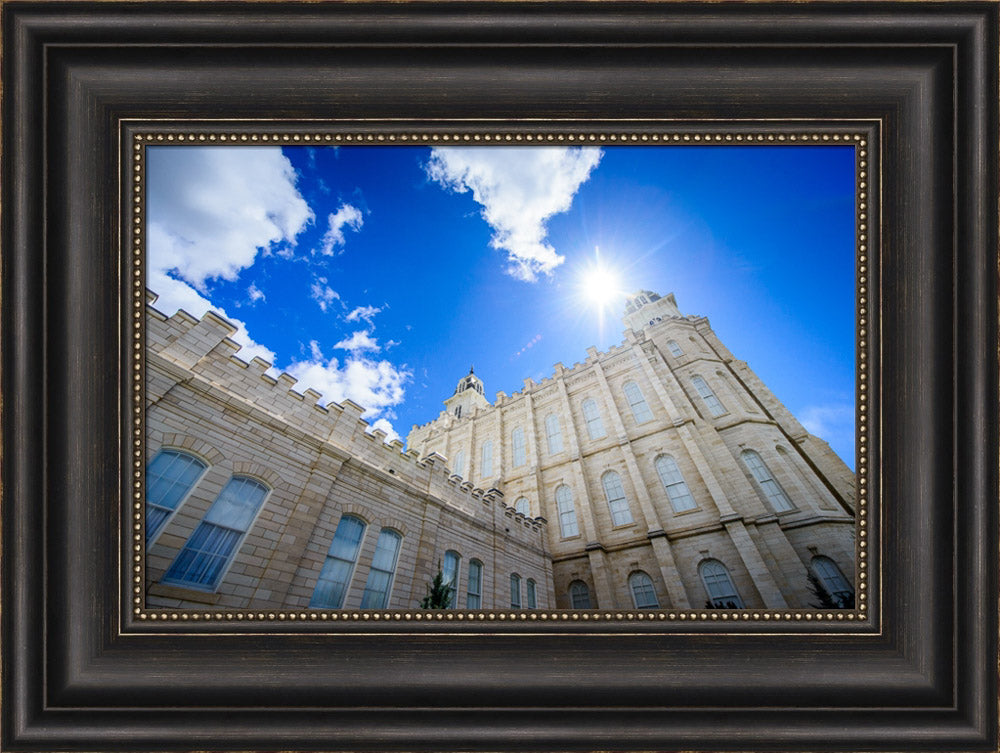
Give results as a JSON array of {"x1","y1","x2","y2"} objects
[{"x1": 147, "y1": 143, "x2": 856, "y2": 468}]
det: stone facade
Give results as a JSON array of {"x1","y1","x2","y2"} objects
[{"x1": 406, "y1": 291, "x2": 856, "y2": 610}]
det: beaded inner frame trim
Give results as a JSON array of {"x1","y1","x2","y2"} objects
[{"x1": 126, "y1": 123, "x2": 874, "y2": 630}]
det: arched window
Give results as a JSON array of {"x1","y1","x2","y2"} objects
[
  {"x1": 480, "y1": 440, "x2": 493, "y2": 479},
  {"x1": 691, "y1": 375, "x2": 726, "y2": 417},
  {"x1": 442, "y1": 550, "x2": 461, "y2": 608},
  {"x1": 163, "y1": 475, "x2": 269, "y2": 591},
  {"x1": 360, "y1": 528, "x2": 402, "y2": 608},
  {"x1": 555, "y1": 485, "x2": 579, "y2": 538},
  {"x1": 581, "y1": 398, "x2": 606, "y2": 439},
  {"x1": 545, "y1": 413, "x2": 563, "y2": 454},
  {"x1": 655, "y1": 455, "x2": 697, "y2": 513},
  {"x1": 466, "y1": 559, "x2": 483, "y2": 609},
  {"x1": 601, "y1": 470, "x2": 634, "y2": 526},
  {"x1": 569, "y1": 580, "x2": 592, "y2": 608},
  {"x1": 510, "y1": 573, "x2": 522, "y2": 608},
  {"x1": 741, "y1": 449, "x2": 794, "y2": 512},
  {"x1": 511, "y1": 427, "x2": 527, "y2": 467},
  {"x1": 699, "y1": 559, "x2": 745, "y2": 608},
  {"x1": 623, "y1": 381, "x2": 654, "y2": 423},
  {"x1": 452, "y1": 449, "x2": 465, "y2": 479},
  {"x1": 811, "y1": 555, "x2": 854, "y2": 607},
  {"x1": 667, "y1": 340, "x2": 684, "y2": 357},
  {"x1": 514, "y1": 497, "x2": 531, "y2": 516},
  {"x1": 526, "y1": 578, "x2": 537, "y2": 609},
  {"x1": 628, "y1": 571, "x2": 659, "y2": 608},
  {"x1": 145, "y1": 449, "x2": 207, "y2": 543},
  {"x1": 309, "y1": 514, "x2": 367, "y2": 608}
]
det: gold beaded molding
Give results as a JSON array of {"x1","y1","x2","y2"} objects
[{"x1": 128, "y1": 127, "x2": 872, "y2": 628}]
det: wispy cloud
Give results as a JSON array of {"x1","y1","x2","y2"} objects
[
  {"x1": 425, "y1": 147, "x2": 602, "y2": 281},
  {"x1": 798, "y1": 401, "x2": 855, "y2": 467},
  {"x1": 310, "y1": 277, "x2": 341, "y2": 312},
  {"x1": 334, "y1": 330, "x2": 380, "y2": 353},
  {"x1": 246, "y1": 283, "x2": 266, "y2": 304},
  {"x1": 317, "y1": 203, "x2": 364, "y2": 255},
  {"x1": 345, "y1": 304, "x2": 383, "y2": 326}
]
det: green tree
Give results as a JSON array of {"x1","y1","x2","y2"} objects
[
  {"x1": 419, "y1": 566, "x2": 454, "y2": 609},
  {"x1": 806, "y1": 570, "x2": 854, "y2": 609}
]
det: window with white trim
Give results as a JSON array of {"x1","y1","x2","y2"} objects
[
  {"x1": 569, "y1": 580, "x2": 592, "y2": 608},
  {"x1": 360, "y1": 528, "x2": 402, "y2": 608},
  {"x1": 163, "y1": 475, "x2": 269, "y2": 591},
  {"x1": 545, "y1": 413, "x2": 563, "y2": 454},
  {"x1": 691, "y1": 375, "x2": 726, "y2": 417},
  {"x1": 699, "y1": 559, "x2": 745, "y2": 608},
  {"x1": 629, "y1": 571, "x2": 659, "y2": 608},
  {"x1": 655, "y1": 455, "x2": 697, "y2": 512},
  {"x1": 466, "y1": 559, "x2": 483, "y2": 609},
  {"x1": 526, "y1": 578, "x2": 537, "y2": 609},
  {"x1": 555, "y1": 484, "x2": 579, "y2": 538},
  {"x1": 452, "y1": 449, "x2": 465, "y2": 479},
  {"x1": 480, "y1": 440, "x2": 493, "y2": 479},
  {"x1": 309, "y1": 514, "x2": 367, "y2": 608},
  {"x1": 741, "y1": 449, "x2": 795, "y2": 512},
  {"x1": 510, "y1": 573, "x2": 522, "y2": 608},
  {"x1": 811, "y1": 555, "x2": 854, "y2": 607},
  {"x1": 514, "y1": 497, "x2": 531, "y2": 516},
  {"x1": 512, "y1": 426, "x2": 527, "y2": 467},
  {"x1": 582, "y1": 398, "x2": 606, "y2": 439},
  {"x1": 442, "y1": 550, "x2": 461, "y2": 608},
  {"x1": 601, "y1": 470, "x2": 634, "y2": 526},
  {"x1": 623, "y1": 381, "x2": 654, "y2": 423},
  {"x1": 145, "y1": 449, "x2": 207, "y2": 543},
  {"x1": 667, "y1": 340, "x2": 684, "y2": 357}
]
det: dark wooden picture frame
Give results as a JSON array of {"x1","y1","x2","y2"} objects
[{"x1": 2, "y1": 2, "x2": 997, "y2": 751}]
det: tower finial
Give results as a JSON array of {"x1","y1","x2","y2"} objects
[{"x1": 469, "y1": 364, "x2": 474, "y2": 374}]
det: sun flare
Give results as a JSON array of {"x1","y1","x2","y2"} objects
[{"x1": 579, "y1": 255, "x2": 624, "y2": 311}]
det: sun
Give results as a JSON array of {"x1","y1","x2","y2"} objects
[{"x1": 580, "y1": 259, "x2": 623, "y2": 309}]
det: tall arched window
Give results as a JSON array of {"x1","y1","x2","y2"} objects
[
  {"x1": 691, "y1": 375, "x2": 726, "y2": 417},
  {"x1": 545, "y1": 413, "x2": 563, "y2": 454},
  {"x1": 741, "y1": 449, "x2": 794, "y2": 512},
  {"x1": 811, "y1": 555, "x2": 854, "y2": 607},
  {"x1": 452, "y1": 449, "x2": 465, "y2": 479},
  {"x1": 514, "y1": 497, "x2": 531, "y2": 516},
  {"x1": 511, "y1": 427, "x2": 527, "y2": 467},
  {"x1": 442, "y1": 550, "x2": 461, "y2": 608},
  {"x1": 623, "y1": 381, "x2": 654, "y2": 423},
  {"x1": 699, "y1": 559, "x2": 745, "y2": 608},
  {"x1": 628, "y1": 571, "x2": 659, "y2": 608},
  {"x1": 480, "y1": 440, "x2": 493, "y2": 479},
  {"x1": 555, "y1": 485, "x2": 579, "y2": 538},
  {"x1": 163, "y1": 475, "x2": 269, "y2": 590},
  {"x1": 309, "y1": 514, "x2": 367, "y2": 608},
  {"x1": 360, "y1": 528, "x2": 402, "y2": 608},
  {"x1": 601, "y1": 470, "x2": 634, "y2": 526},
  {"x1": 569, "y1": 580, "x2": 592, "y2": 608},
  {"x1": 510, "y1": 573, "x2": 522, "y2": 608},
  {"x1": 466, "y1": 559, "x2": 483, "y2": 609},
  {"x1": 526, "y1": 578, "x2": 537, "y2": 609},
  {"x1": 655, "y1": 455, "x2": 697, "y2": 513},
  {"x1": 145, "y1": 449, "x2": 208, "y2": 543},
  {"x1": 667, "y1": 340, "x2": 684, "y2": 357},
  {"x1": 581, "y1": 398, "x2": 606, "y2": 439}
]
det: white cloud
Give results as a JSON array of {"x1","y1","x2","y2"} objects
[
  {"x1": 247, "y1": 283, "x2": 266, "y2": 304},
  {"x1": 798, "y1": 401, "x2": 855, "y2": 465},
  {"x1": 425, "y1": 146, "x2": 602, "y2": 281},
  {"x1": 147, "y1": 147, "x2": 313, "y2": 289},
  {"x1": 310, "y1": 278, "x2": 341, "y2": 312},
  {"x1": 345, "y1": 304, "x2": 383, "y2": 326},
  {"x1": 334, "y1": 330, "x2": 380, "y2": 353},
  {"x1": 318, "y1": 203, "x2": 364, "y2": 255}
]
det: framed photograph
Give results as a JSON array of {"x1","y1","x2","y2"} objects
[{"x1": 3, "y1": 3, "x2": 997, "y2": 752}]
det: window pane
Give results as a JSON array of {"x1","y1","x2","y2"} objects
[
  {"x1": 203, "y1": 476, "x2": 269, "y2": 531},
  {"x1": 812, "y1": 556, "x2": 853, "y2": 604},
  {"x1": 361, "y1": 529, "x2": 402, "y2": 608},
  {"x1": 555, "y1": 485, "x2": 579, "y2": 538},
  {"x1": 742, "y1": 450, "x2": 794, "y2": 512},
  {"x1": 570, "y1": 581, "x2": 591, "y2": 608},
  {"x1": 146, "y1": 450, "x2": 207, "y2": 541},
  {"x1": 699, "y1": 560, "x2": 744, "y2": 608},
  {"x1": 526, "y1": 579, "x2": 537, "y2": 608},
  {"x1": 629, "y1": 572, "x2": 659, "y2": 608},
  {"x1": 602, "y1": 471, "x2": 634, "y2": 525},
  {"x1": 655, "y1": 455, "x2": 697, "y2": 512},
  {"x1": 545, "y1": 414, "x2": 563, "y2": 454},
  {"x1": 466, "y1": 560, "x2": 483, "y2": 609},
  {"x1": 510, "y1": 574, "x2": 521, "y2": 608},
  {"x1": 667, "y1": 340, "x2": 684, "y2": 357},
  {"x1": 692, "y1": 376, "x2": 726, "y2": 417},
  {"x1": 515, "y1": 497, "x2": 531, "y2": 516},
  {"x1": 452, "y1": 450, "x2": 464, "y2": 478},
  {"x1": 443, "y1": 550, "x2": 461, "y2": 608},
  {"x1": 512, "y1": 427, "x2": 526, "y2": 467},
  {"x1": 582, "y1": 399, "x2": 606, "y2": 439},
  {"x1": 623, "y1": 382, "x2": 654, "y2": 423},
  {"x1": 480, "y1": 441, "x2": 493, "y2": 478},
  {"x1": 310, "y1": 515, "x2": 367, "y2": 608}
]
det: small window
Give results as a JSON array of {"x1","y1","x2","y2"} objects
[
  {"x1": 700, "y1": 559, "x2": 745, "y2": 608},
  {"x1": 601, "y1": 470, "x2": 634, "y2": 526},
  {"x1": 452, "y1": 449, "x2": 465, "y2": 479},
  {"x1": 667, "y1": 340, "x2": 684, "y2": 357},
  {"x1": 454, "y1": 405, "x2": 462, "y2": 418},
  {"x1": 510, "y1": 573, "x2": 522, "y2": 608},
  {"x1": 309, "y1": 514, "x2": 367, "y2": 608},
  {"x1": 360, "y1": 528, "x2": 402, "y2": 608},
  {"x1": 466, "y1": 559, "x2": 483, "y2": 609},
  {"x1": 569, "y1": 580, "x2": 592, "y2": 608},
  {"x1": 629, "y1": 571, "x2": 659, "y2": 608},
  {"x1": 623, "y1": 381, "x2": 654, "y2": 423},
  {"x1": 526, "y1": 578, "x2": 537, "y2": 609},
  {"x1": 811, "y1": 555, "x2": 854, "y2": 607},
  {"x1": 163, "y1": 475, "x2": 269, "y2": 591},
  {"x1": 480, "y1": 440, "x2": 493, "y2": 479},
  {"x1": 555, "y1": 485, "x2": 579, "y2": 538},
  {"x1": 691, "y1": 375, "x2": 726, "y2": 417},
  {"x1": 545, "y1": 413, "x2": 563, "y2": 454},
  {"x1": 582, "y1": 398, "x2": 606, "y2": 440},
  {"x1": 145, "y1": 449, "x2": 208, "y2": 543},
  {"x1": 512, "y1": 426, "x2": 527, "y2": 467},
  {"x1": 442, "y1": 550, "x2": 461, "y2": 608},
  {"x1": 741, "y1": 449, "x2": 794, "y2": 512},
  {"x1": 655, "y1": 455, "x2": 697, "y2": 512},
  {"x1": 514, "y1": 497, "x2": 531, "y2": 516}
]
